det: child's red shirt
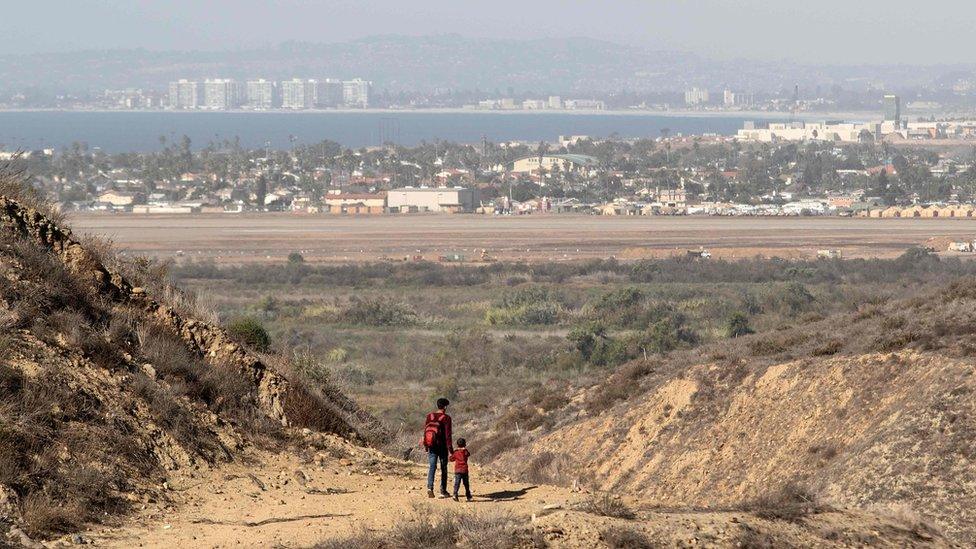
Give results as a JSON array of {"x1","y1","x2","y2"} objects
[{"x1": 449, "y1": 448, "x2": 470, "y2": 473}]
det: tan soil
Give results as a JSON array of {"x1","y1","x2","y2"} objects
[
  {"x1": 497, "y1": 349, "x2": 976, "y2": 544},
  {"x1": 67, "y1": 213, "x2": 976, "y2": 264},
  {"x1": 77, "y1": 438, "x2": 948, "y2": 548}
]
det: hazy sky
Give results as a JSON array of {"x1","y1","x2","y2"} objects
[{"x1": 3, "y1": 0, "x2": 974, "y2": 65}]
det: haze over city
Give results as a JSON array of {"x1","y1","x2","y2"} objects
[{"x1": 2, "y1": 0, "x2": 975, "y2": 64}]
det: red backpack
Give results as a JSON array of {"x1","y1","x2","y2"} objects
[{"x1": 423, "y1": 413, "x2": 444, "y2": 448}]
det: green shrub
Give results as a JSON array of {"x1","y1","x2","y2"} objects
[
  {"x1": 226, "y1": 317, "x2": 272, "y2": 351},
  {"x1": 486, "y1": 286, "x2": 562, "y2": 326},
  {"x1": 593, "y1": 287, "x2": 643, "y2": 311},
  {"x1": 725, "y1": 311, "x2": 753, "y2": 338},
  {"x1": 636, "y1": 317, "x2": 696, "y2": 356},
  {"x1": 765, "y1": 281, "x2": 815, "y2": 316},
  {"x1": 485, "y1": 301, "x2": 560, "y2": 326},
  {"x1": 590, "y1": 338, "x2": 633, "y2": 367},
  {"x1": 339, "y1": 296, "x2": 418, "y2": 326},
  {"x1": 498, "y1": 286, "x2": 562, "y2": 309},
  {"x1": 567, "y1": 322, "x2": 607, "y2": 361}
]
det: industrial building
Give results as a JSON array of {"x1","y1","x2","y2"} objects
[
  {"x1": 510, "y1": 154, "x2": 600, "y2": 175},
  {"x1": 386, "y1": 187, "x2": 479, "y2": 213},
  {"x1": 324, "y1": 192, "x2": 387, "y2": 214}
]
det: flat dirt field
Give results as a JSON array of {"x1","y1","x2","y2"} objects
[{"x1": 68, "y1": 213, "x2": 976, "y2": 264}]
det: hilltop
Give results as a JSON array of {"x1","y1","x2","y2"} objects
[
  {"x1": 0, "y1": 35, "x2": 963, "y2": 97},
  {"x1": 487, "y1": 273, "x2": 976, "y2": 544}
]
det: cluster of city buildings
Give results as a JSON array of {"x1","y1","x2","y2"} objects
[
  {"x1": 466, "y1": 96, "x2": 607, "y2": 111},
  {"x1": 71, "y1": 175, "x2": 976, "y2": 219},
  {"x1": 738, "y1": 117, "x2": 976, "y2": 144},
  {"x1": 735, "y1": 95, "x2": 976, "y2": 143},
  {"x1": 684, "y1": 87, "x2": 756, "y2": 107},
  {"x1": 167, "y1": 78, "x2": 373, "y2": 110},
  {"x1": 74, "y1": 184, "x2": 480, "y2": 216}
]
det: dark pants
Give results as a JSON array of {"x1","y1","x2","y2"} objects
[
  {"x1": 427, "y1": 451, "x2": 448, "y2": 492},
  {"x1": 453, "y1": 473, "x2": 471, "y2": 499}
]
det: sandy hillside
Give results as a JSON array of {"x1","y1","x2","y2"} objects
[{"x1": 492, "y1": 294, "x2": 976, "y2": 545}]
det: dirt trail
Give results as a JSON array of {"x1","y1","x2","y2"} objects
[
  {"x1": 76, "y1": 437, "x2": 949, "y2": 548},
  {"x1": 83, "y1": 443, "x2": 574, "y2": 548}
]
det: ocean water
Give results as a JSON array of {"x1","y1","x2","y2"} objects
[{"x1": 0, "y1": 110, "x2": 776, "y2": 153}]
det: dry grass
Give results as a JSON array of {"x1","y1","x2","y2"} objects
[
  {"x1": 315, "y1": 508, "x2": 545, "y2": 549},
  {"x1": 600, "y1": 525, "x2": 654, "y2": 549},
  {"x1": 0, "y1": 160, "x2": 65, "y2": 224},
  {"x1": 865, "y1": 503, "x2": 943, "y2": 541},
  {"x1": 283, "y1": 381, "x2": 351, "y2": 435},
  {"x1": 0, "y1": 361, "x2": 141, "y2": 537},
  {"x1": 584, "y1": 360, "x2": 656, "y2": 414},
  {"x1": 476, "y1": 431, "x2": 523, "y2": 463},
  {"x1": 743, "y1": 483, "x2": 822, "y2": 523},
  {"x1": 577, "y1": 493, "x2": 636, "y2": 520}
]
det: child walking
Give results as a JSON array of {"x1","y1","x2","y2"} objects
[{"x1": 449, "y1": 438, "x2": 471, "y2": 502}]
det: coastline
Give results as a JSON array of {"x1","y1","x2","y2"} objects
[{"x1": 0, "y1": 107, "x2": 887, "y2": 121}]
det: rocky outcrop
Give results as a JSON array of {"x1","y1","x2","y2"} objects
[
  {"x1": 0, "y1": 197, "x2": 292, "y2": 425},
  {"x1": 147, "y1": 304, "x2": 289, "y2": 423},
  {"x1": 0, "y1": 197, "x2": 130, "y2": 299}
]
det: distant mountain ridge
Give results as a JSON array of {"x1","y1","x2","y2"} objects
[{"x1": 0, "y1": 34, "x2": 970, "y2": 96}]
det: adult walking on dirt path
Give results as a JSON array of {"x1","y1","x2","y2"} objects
[{"x1": 422, "y1": 397, "x2": 454, "y2": 498}]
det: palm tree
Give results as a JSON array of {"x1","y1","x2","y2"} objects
[{"x1": 536, "y1": 141, "x2": 550, "y2": 183}]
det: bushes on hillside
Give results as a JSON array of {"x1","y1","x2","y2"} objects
[
  {"x1": 171, "y1": 249, "x2": 976, "y2": 291},
  {"x1": 764, "y1": 281, "x2": 816, "y2": 316},
  {"x1": 338, "y1": 296, "x2": 419, "y2": 326},
  {"x1": 227, "y1": 316, "x2": 272, "y2": 351},
  {"x1": 636, "y1": 317, "x2": 698, "y2": 357},
  {"x1": 485, "y1": 286, "x2": 562, "y2": 326},
  {"x1": 725, "y1": 312, "x2": 754, "y2": 338}
]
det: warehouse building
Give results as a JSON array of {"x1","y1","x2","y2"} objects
[
  {"x1": 386, "y1": 187, "x2": 479, "y2": 213},
  {"x1": 510, "y1": 154, "x2": 599, "y2": 175}
]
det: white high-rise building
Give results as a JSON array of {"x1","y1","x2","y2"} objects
[
  {"x1": 723, "y1": 89, "x2": 736, "y2": 106},
  {"x1": 548, "y1": 96, "x2": 563, "y2": 109},
  {"x1": 168, "y1": 80, "x2": 203, "y2": 109},
  {"x1": 203, "y1": 79, "x2": 243, "y2": 109},
  {"x1": 684, "y1": 87, "x2": 710, "y2": 106},
  {"x1": 281, "y1": 79, "x2": 317, "y2": 109},
  {"x1": 246, "y1": 79, "x2": 277, "y2": 109},
  {"x1": 317, "y1": 79, "x2": 343, "y2": 107},
  {"x1": 342, "y1": 78, "x2": 372, "y2": 108}
]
